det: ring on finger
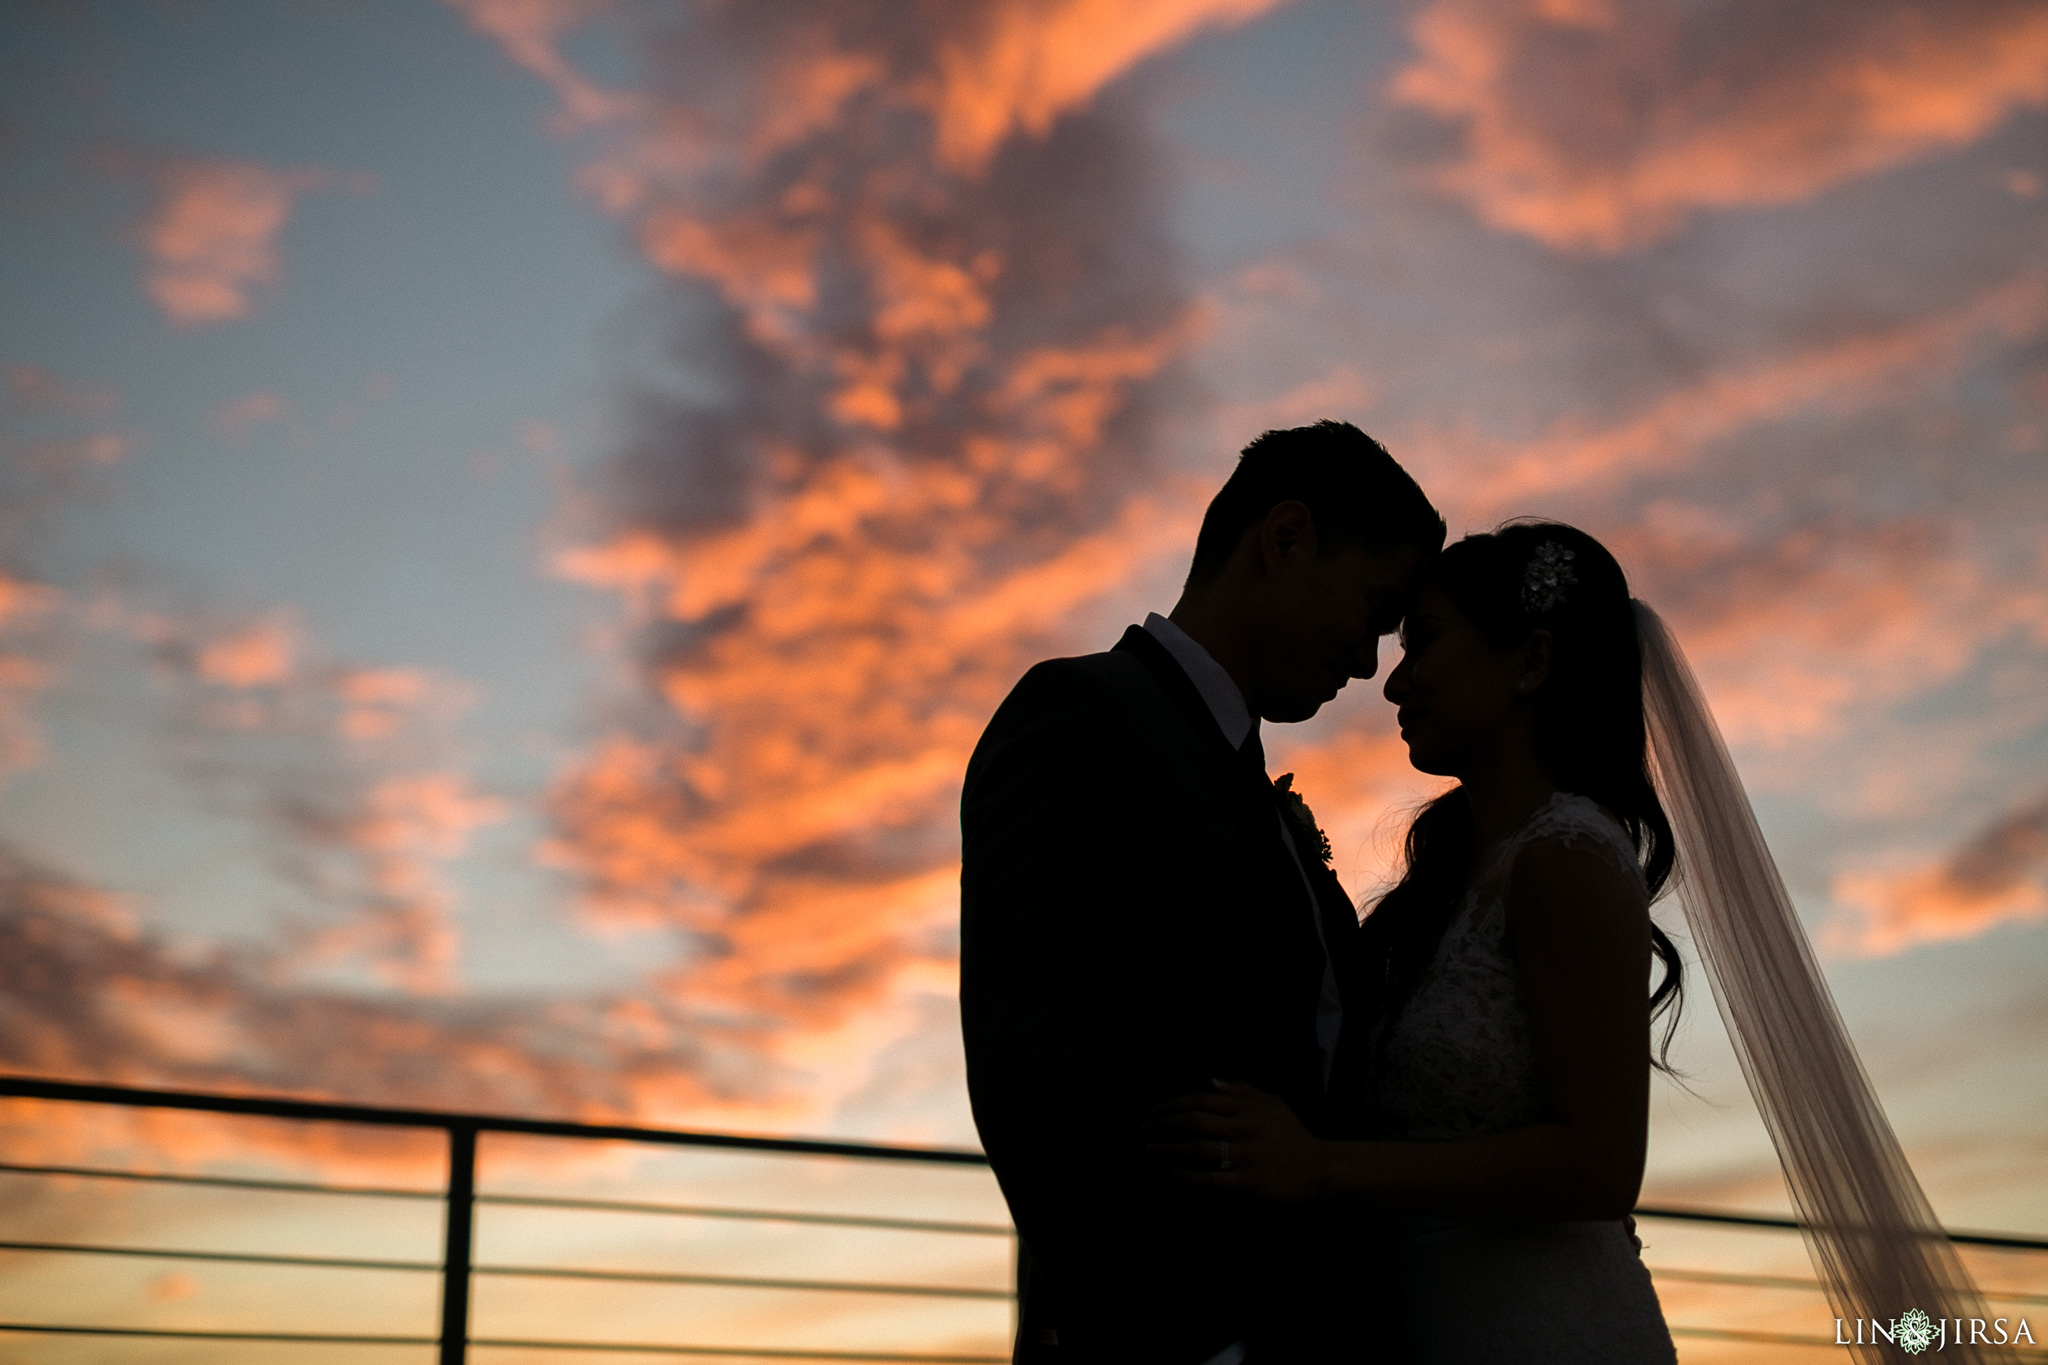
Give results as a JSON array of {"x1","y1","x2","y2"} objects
[{"x1": 1218, "y1": 1139, "x2": 1232, "y2": 1172}]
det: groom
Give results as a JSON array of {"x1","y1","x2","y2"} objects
[{"x1": 960, "y1": 421, "x2": 1444, "y2": 1363}]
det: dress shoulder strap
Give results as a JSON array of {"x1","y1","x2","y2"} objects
[{"x1": 1498, "y1": 792, "x2": 1646, "y2": 890}]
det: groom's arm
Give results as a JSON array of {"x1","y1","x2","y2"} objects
[{"x1": 961, "y1": 660, "x2": 1242, "y2": 1364}]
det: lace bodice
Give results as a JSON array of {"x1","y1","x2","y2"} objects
[{"x1": 1373, "y1": 792, "x2": 1645, "y2": 1143}]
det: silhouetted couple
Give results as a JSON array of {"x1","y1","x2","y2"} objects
[{"x1": 961, "y1": 421, "x2": 1995, "y2": 1362}]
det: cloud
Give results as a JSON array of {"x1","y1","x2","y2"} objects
[
  {"x1": 1829, "y1": 792, "x2": 2048, "y2": 955},
  {"x1": 0, "y1": 839, "x2": 781, "y2": 1131},
  {"x1": 0, "y1": 369, "x2": 128, "y2": 786},
  {"x1": 278, "y1": 772, "x2": 510, "y2": 994},
  {"x1": 1442, "y1": 270, "x2": 2048, "y2": 520},
  {"x1": 1615, "y1": 510, "x2": 2048, "y2": 750},
  {"x1": 0, "y1": 571, "x2": 61, "y2": 782},
  {"x1": 131, "y1": 606, "x2": 510, "y2": 994},
  {"x1": 205, "y1": 391, "x2": 287, "y2": 440},
  {"x1": 922, "y1": 0, "x2": 1291, "y2": 171},
  {"x1": 6, "y1": 366, "x2": 118, "y2": 420},
  {"x1": 488, "y1": 1, "x2": 1290, "y2": 1094},
  {"x1": 189, "y1": 611, "x2": 297, "y2": 688},
  {"x1": 442, "y1": 0, "x2": 637, "y2": 130},
  {"x1": 137, "y1": 160, "x2": 360, "y2": 327},
  {"x1": 1390, "y1": 0, "x2": 2048, "y2": 252}
]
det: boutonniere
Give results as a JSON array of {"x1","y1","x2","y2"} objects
[{"x1": 1274, "y1": 773, "x2": 1333, "y2": 866}]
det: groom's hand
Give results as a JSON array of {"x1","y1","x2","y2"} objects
[{"x1": 1143, "y1": 1080, "x2": 1328, "y2": 1202}]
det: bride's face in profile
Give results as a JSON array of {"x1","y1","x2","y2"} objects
[{"x1": 1382, "y1": 585, "x2": 1533, "y2": 777}]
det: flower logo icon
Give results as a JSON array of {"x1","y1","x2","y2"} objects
[{"x1": 1895, "y1": 1308, "x2": 1935, "y2": 1355}]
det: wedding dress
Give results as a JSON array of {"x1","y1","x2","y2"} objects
[{"x1": 1369, "y1": 791, "x2": 1677, "y2": 1364}]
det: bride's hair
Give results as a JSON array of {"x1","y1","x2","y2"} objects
[{"x1": 1365, "y1": 520, "x2": 1685, "y2": 1067}]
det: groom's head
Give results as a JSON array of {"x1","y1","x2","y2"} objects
[{"x1": 1174, "y1": 420, "x2": 1443, "y2": 724}]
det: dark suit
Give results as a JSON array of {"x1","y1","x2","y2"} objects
[{"x1": 960, "y1": 625, "x2": 1388, "y2": 1363}]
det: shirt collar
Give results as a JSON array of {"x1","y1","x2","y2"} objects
[{"x1": 1143, "y1": 612, "x2": 1255, "y2": 751}]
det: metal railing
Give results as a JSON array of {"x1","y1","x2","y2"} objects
[
  {"x1": 0, "y1": 1075, "x2": 1012, "y2": 1362},
  {"x1": 2, "y1": 1074, "x2": 2043, "y2": 1361}
]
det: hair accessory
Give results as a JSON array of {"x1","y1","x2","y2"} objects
[{"x1": 1522, "y1": 541, "x2": 1577, "y2": 614}]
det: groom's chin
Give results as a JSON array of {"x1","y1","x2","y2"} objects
[{"x1": 1268, "y1": 697, "x2": 1324, "y2": 724}]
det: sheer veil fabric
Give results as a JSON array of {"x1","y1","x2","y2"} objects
[{"x1": 1633, "y1": 602, "x2": 2010, "y2": 1364}]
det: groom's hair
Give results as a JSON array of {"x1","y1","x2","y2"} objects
[{"x1": 1186, "y1": 420, "x2": 1445, "y2": 583}]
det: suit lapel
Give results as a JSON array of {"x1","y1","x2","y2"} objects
[
  {"x1": 1111, "y1": 626, "x2": 1251, "y2": 777},
  {"x1": 1119, "y1": 626, "x2": 1389, "y2": 1116},
  {"x1": 1116, "y1": 624, "x2": 1329, "y2": 942}
]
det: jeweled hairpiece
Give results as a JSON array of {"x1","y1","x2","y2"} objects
[{"x1": 1522, "y1": 541, "x2": 1577, "y2": 613}]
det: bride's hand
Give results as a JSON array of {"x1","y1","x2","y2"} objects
[{"x1": 1144, "y1": 1080, "x2": 1328, "y2": 1202}]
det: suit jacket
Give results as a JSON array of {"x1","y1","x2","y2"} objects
[{"x1": 960, "y1": 626, "x2": 1383, "y2": 1363}]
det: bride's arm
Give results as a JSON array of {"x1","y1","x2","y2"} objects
[{"x1": 1152, "y1": 839, "x2": 1653, "y2": 1220}]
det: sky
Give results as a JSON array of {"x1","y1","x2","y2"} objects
[{"x1": 0, "y1": 0, "x2": 2045, "y2": 1334}]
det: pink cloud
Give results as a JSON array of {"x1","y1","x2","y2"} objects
[
  {"x1": 0, "y1": 572, "x2": 61, "y2": 784},
  {"x1": 0, "y1": 841, "x2": 787, "y2": 1134},
  {"x1": 5, "y1": 366, "x2": 118, "y2": 420},
  {"x1": 441, "y1": 0, "x2": 637, "y2": 129},
  {"x1": 205, "y1": 391, "x2": 287, "y2": 440},
  {"x1": 285, "y1": 772, "x2": 510, "y2": 995},
  {"x1": 1391, "y1": 0, "x2": 2048, "y2": 252},
  {"x1": 1419, "y1": 269, "x2": 2048, "y2": 527},
  {"x1": 1829, "y1": 793, "x2": 2048, "y2": 955},
  {"x1": 137, "y1": 160, "x2": 358, "y2": 327},
  {"x1": 1615, "y1": 512, "x2": 2048, "y2": 750}
]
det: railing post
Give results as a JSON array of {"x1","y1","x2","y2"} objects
[{"x1": 438, "y1": 1124, "x2": 477, "y2": 1365}]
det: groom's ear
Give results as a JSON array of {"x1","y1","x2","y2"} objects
[{"x1": 1257, "y1": 500, "x2": 1317, "y2": 574}]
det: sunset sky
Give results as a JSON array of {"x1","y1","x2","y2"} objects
[{"x1": 2, "y1": 0, "x2": 2045, "y2": 1266}]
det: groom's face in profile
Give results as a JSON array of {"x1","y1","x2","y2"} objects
[{"x1": 1247, "y1": 508, "x2": 1424, "y2": 723}]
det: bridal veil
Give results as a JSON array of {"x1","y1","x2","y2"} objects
[{"x1": 1632, "y1": 601, "x2": 2010, "y2": 1365}]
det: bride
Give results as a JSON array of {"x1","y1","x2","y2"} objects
[{"x1": 1149, "y1": 521, "x2": 2002, "y2": 1364}]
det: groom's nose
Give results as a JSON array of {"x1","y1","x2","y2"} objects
[{"x1": 1348, "y1": 637, "x2": 1380, "y2": 681}]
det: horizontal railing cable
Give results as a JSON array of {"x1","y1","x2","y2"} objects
[
  {"x1": 1668, "y1": 1323, "x2": 2048, "y2": 1361},
  {"x1": 462, "y1": 1342, "x2": 1008, "y2": 1361},
  {"x1": 0, "y1": 1324, "x2": 1008, "y2": 1361},
  {"x1": 7, "y1": 1076, "x2": 2044, "y2": 1364},
  {"x1": 1635, "y1": 1204, "x2": 2048, "y2": 1251},
  {"x1": 0, "y1": 1239, "x2": 1012, "y2": 1300},
  {"x1": 477, "y1": 1191, "x2": 1015, "y2": 1237},
  {"x1": 0, "y1": 1239, "x2": 437, "y2": 1272},
  {"x1": 0, "y1": 1322, "x2": 435, "y2": 1346},
  {"x1": 0, "y1": 1160, "x2": 439, "y2": 1200},
  {"x1": 0, "y1": 1076, "x2": 989, "y2": 1165},
  {"x1": 1648, "y1": 1265, "x2": 2048, "y2": 1305}
]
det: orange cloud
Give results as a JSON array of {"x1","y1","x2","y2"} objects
[
  {"x1": 192, "y1": 613, "x2": 296, "y2": 688},
  {"x1": 1829, "y1": 793, "x2": 2048, "y2": 955},
  {"x1": 925, "y1": 0, "x2": 1291, "y2": 170},
  {"x1": 1391, "y1": 0, "x2": 2048, "y2": 251},
  {"x1": 138, "y1": 160, "x2": 348, "y2": 326},
  {"x1": 525, "y1": 2, "x2": 1266, "y2": 1095}
]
